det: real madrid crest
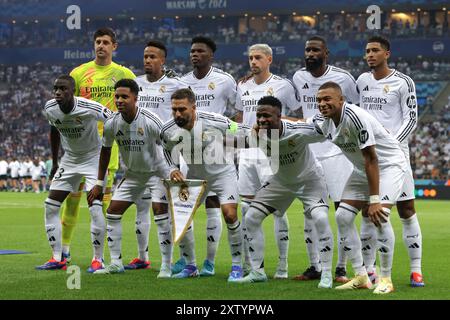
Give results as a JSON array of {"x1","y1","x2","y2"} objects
[
  {"x1": 137, "y1": 127, "x2": 144, "y2": 136},
  {"x1": 159, "y1": 85, "x2": 166, "y2": 93},
  {"x1": 288, "y1": 139, "x2": 296, "y2": 147},
  {"x1": 208, "y1": 82, "x2": 215, "y2": 90},
  {"x1": 178, "y1": 184, "x2": 190, "y2": 202},
  {"x1": 75, "y1": 116, "x2": 82, "y2": 124},
  {"x1": 383, "y1": 84, "x2": 390, "y2": 94},
  {"x1": 267, "y1": 87, "x2": 274, "y2": 96}
]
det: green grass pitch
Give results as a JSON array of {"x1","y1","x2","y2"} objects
[{"x1": 0, "y1": 192, "x2": 449, "y2": 300}]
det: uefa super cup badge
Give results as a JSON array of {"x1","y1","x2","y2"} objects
[
  {"x1": 178, "y1": 184, "x2": 189, "y2": 202},
  {"x1": 208, "y1": 82, "x2": 215, "y2": 90}
]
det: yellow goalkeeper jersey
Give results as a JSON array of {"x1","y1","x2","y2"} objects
[{"x1": 70, "y1": 60, "x2": 136, "y2": 170}]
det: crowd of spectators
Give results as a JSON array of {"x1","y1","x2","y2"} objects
[
  {"x1": 410, "y1": 104, "x2": 450, "y2": 181},
  {"x1": 1, "y1": 11, "x2": 448, "y2": 48},
  {"x1": 0, "y1": 60, "x2": 448, "y2": 181}
]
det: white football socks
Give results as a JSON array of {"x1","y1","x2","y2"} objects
[
  {"x1": 179, "y1": 223, "x2": 196, "y2": 266},
  {"x1": 205, "y1": 207, "x2": 222, "y2": 263},
  {"x1": 243, "y1": 206, "x2": 267, "y2": 273},
  {"x1": 89, "y1": 199, "x2": 105, "y2": 261},
  {"x1": 44, "y1": 198, "x2": 62, "y2": 261},
  {"x1": 335, "y1": 203, "x2": 366, "y2": 275},
  {"x1": 226, "y1": 219, "x2": 243, "y2": 266},
  {"x1": 106, "y1": 213, "x2": 123, "y2": 265},
  {"x1": 274, "y1": 213, "x2": 289, "y2": 270},
  {"x1": 310, "y1": 206, "x2": 333, "y2": 273},
  {"x1": 304, "y1": 214, "x2": 321, "y2": 271},
  {"x1": 376, "y1": 208, "x2": 395, "y2": 278},
  {"x1": 154, "y1": 213, "x2": 172, "y2": 266},
  {"x1": 135, "y1": 197, "x2": 151, "y2": 261},
  {"x1": 401, "y1": 214, "x2": 423, "y2": 274},
  {"x1": 360, "y1": 216, "x2": 377, "y2": 273}
]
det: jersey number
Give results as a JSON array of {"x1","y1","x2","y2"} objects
[{"x1": 54, "y1": 168, "x2": 65, "y2": 180}]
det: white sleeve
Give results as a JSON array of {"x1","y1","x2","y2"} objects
[
  {"x1": 225, "y1": 77, "x2": 237, "y2": 108},
  {"x1": 394, "y1": 77, "x2": 417, "y2": 143},
  {"x1": 342, "y1": 74, "x2": 359, "y2": 105},
  {"x1": 234, "y1": 85, "x2": 243, "y2": 111},
  {"x1": 283, "y1": 80, "x2": 301, "y2": 111},
  {"x1": 102, "y1": 119, "x2": 115, "y2": 148}
]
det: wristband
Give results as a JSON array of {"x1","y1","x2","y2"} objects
[
  {"x1": 96, "y1": 180, "x2": 104, "y2": 187},
  {"x1": 369, "y1": 195, "x2": 380, "y2": 204}
]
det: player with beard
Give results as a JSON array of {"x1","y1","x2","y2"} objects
[{"x1": 292, "y1": 36, "x2": 358, "y2": 283}]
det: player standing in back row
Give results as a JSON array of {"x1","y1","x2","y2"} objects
[
  {"x1": 172, "y1": 37, "x2": 237, "y2": 277},
  {"x1": 61, "y1": 28, "x2": 136, "y2": 272},
  {"x1": 122, "y1": 40, "x2": 185, "y2": 270},
  {"x1": 292, "y1": 36, "x2": 358, "y2": 283},
  {"x1": 356, "y1": 35, "x2": 424, "y2": 287}
]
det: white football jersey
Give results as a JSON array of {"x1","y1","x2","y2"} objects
[
  {"x1": 8, "y1": 161, "x2": 20, "y2": 177},
  {"x1": 43, "y1": 97, "x2": 112, "y2": 157},
  {"x1": 31, "y1": 163, "x2": 43, "y2": 177},
  {"x1": 24, "y1": 160, "x2": 33, "y2": 175},
  {"x1": 161, "y1": 111, "x2": 238, "y2": 178},
  {"x1": 293, "y1": 65, "x2": 359, "y2": 158},
  {"x1": 103, "y1": 108, "x2": 168, "y2": 176},
  {"x1": 235, "y1": 74, "x2": 301, "y2": 126},
  {"x1": 356, "y1": 69, "x2": 417, "y2": 155},
  {"x1": 257, "y1": 120, "x2": 325, "y2": 184},
  {"x1": 313, "y1": 103, "x2": 407, "y2": 176},
  {"x1": 180, "y1": 66, "x2": 236, "y2": 115},
  {"x1": 0, "y1": 160, "x2": 8, "y2": 175},
  {"x1": 135, "y1": 74, "x2": 185, "y2": 122}
]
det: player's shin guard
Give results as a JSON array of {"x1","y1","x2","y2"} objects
[
  {"x1": 102, "y1": 193, "x2": 112, "y2": 215},
  {"x1": 377, "y1": 208, "x2": 395, "y2": 278},
  {"x1": 45, "y1": 198, "x2": 63, "y2": 261},
  {"x1": 154, "y1": 213, "x2": 172, "y2": 266},
  {"x1": 89, "y1": 200, "x2": 106, "y2": 261},
  {"x1": 311, "y1": 206, "x2": 333, "y2": 273},
  {"x1": 274, "y1": 213, "x2": 289, "y2": 269},
  {"x1": 244, "y1": 205, "x2": 267, "y2": 273},
  {"x1": 360, "y1": 216, "x2": 377, "y2": 273},
  {"x1": 206, "y1": 208, "x2": 222, "y2": 263},
  {"x1": 335, "y1": 203, "x2": 365, "y2": 275},
  {"x1": 61, "y1": 192, "x2": 82, "y2": 251},
  {"x1": 400, "y1": 214, "x2": 422, "y2": 274},
  {"x1": 105, "y1": 213, "x2": 123, "y2": 265},
  {"x1": 240, "y1": 199, "x2": 252, "y2": 266},
  {"x1": 304, "y1": 214, "x2": 321, "y2": 271},
  {"x1": 226, "y1": 219, "x2": 243, "y2": 266},
  {"x1": 135, "y1": 197, "x2": 151, "y2": 261},
  {"x1": 179, "y1": 224, "x2": 196, "y2": 266}
]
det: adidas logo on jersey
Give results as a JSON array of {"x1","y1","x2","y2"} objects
[
  {"x1": 160, "y1": 195, "x2": 167, "y2": 201},
  {"x1": 363, "y1": 86, "x2": 369, "y2": 91},
  {"x1": 227, "y1": 195, "x2": 235, "y2": 200},
  {"x1": 318, "y1": 199, "x2": 326, "y2": 204},
  {"x1": 116, "y1": 130, "x2": 124, "y2": 136},
  {"x1": 55, "y1": 119, "x2": 62, "y2": 125},
  {"x1": 381, "y1": 195, "x2": 390, "y2": 201},
  {"x1": 242, "y1": 90, "x2": 250, "y2": 96},
  {"x1": 302, "y1": 83, "x2": 309, "y2": 89},
  {"x1": 400, "y1": 192, "x2": 407, "y2": 198}
]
